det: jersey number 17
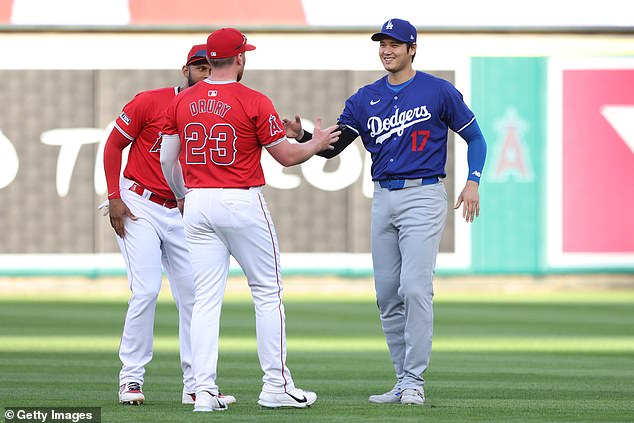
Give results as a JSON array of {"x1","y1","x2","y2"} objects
[{"x1": 411, "y1": 130, "x2": 430, "y2": 152}]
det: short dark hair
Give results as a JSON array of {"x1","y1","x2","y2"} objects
[
  {"x1": 209, "y1": 56, "x2": 236, "y2": 69},
  {"x1": 407, "y1": 43, "x2": 416, "y2": 63}
]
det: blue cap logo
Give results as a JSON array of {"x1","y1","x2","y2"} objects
[{"x1": 371, "y1": 18, "x2": 417, "y2": 44}]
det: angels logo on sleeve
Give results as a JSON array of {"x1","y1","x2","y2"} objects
[{"x1": 269, "y1": 114, "x2": 284, "y2": 136}]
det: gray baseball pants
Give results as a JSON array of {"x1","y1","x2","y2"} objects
[{"x1": 371, "y1": 181, "x2": 448, "y2": 391}]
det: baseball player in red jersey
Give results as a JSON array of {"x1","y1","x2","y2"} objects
[
  {"x1": 103, "y1": 44, "x2": 235, "y2": 406},
  {"x1": 160, "y1": 28, "x2": 340, "y2": 412}
]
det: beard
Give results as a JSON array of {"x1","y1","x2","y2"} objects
[
  {"x1": 236, "y1": 58, "x2": 246, "y2": 81},
  {"x1": 187, "y1": 74, "x2": 196, "y2": 87}
]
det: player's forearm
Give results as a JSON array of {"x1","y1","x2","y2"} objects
[
  {"x1": 298, "y1": 124, "x2": 358, "y2": 158},
  {"x1": 159, "y1": 135, "x2": 188, "y2": 199},
  {"x1": 103, "y1": 129, "x2": 131, "y2": 200},
  {"x1": 278, "y1": 139, "x2": 325, "y2": 167},
  {"x1": 459, "y1": 119, "x2": 487, "y2": 183}
]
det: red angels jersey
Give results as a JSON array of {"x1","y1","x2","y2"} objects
[
  {"x1": 115, "y1": 86, "x2": 180, "y2": 199},
  {"x1": 162, "y1": 79, "x2": 286, "y2": 188}
]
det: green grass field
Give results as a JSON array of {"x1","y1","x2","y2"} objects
[{"x1": 1, "y1": 288, "x2": 633, "y2": 422}]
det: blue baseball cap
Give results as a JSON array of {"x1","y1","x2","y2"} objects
[{"x1": 371, "y1": 18, "x2": 417, "y2": 43}]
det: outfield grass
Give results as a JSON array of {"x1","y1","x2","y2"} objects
[{"x1": 0, "y1": 290, "x2": 633, "y2": 422}]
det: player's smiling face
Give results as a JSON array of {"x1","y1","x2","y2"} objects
[{"x1": 379, "y1": 38, "x2": 414, "y2": 73}]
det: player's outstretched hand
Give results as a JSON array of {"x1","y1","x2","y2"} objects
[
  {"x1": 454, "y1": 180, "x2": 480, "y2": 223},
  {"x1": 283, "y1": 114, "x2": 304, "y2": 140},
  {"x1": 108, "y1": 198, "x2": 137, "y2": 238},
  {"x1": 311, "y1": 117, "x2": 340, "y2": 152}
]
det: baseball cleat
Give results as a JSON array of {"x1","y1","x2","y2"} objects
[
  {"x1": 119, "y1": 382, "x2": 144, "y2": 405},
  {"x1": 193, "y1": 391, "x2": 228, "y2": 412},
  {"x1": 257, "y1": 388, "x2": 317, "y2": 408},
  {"x1": 218, "y1": 392, "x2": 237, "y2": 405},
  {"x1": 182, "y1": 392, "x2": 195, "y2": 405},
  {"x1": 368, "y1": 387, "x2": 402, "y2": 403},
  {"x1": 400, "y1": 388, "x2": 425, "y2": 405},
  {"x1": 183, "y1": 391, "x2": 236, "y2": 405}
]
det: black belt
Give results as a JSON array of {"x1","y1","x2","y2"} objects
[{"x1": 376, "y1": 177, "x2": 440, "y2": 191}]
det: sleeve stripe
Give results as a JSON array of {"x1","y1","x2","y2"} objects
[
  {"x1": 347, "y1": 125, "x2": 360, "y2": 135},
  {"x1": 114, "y1": 122, "x2": 135, "y2": 141},
  {"x1": 264, "y1": 136, "x2": 287, "y2": 149},
  {"x1": 456, "y1": 116, "x2": 476, "y2": 133}
]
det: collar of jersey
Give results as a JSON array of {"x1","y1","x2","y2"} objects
[
  {"x1": 386, "y1": 75, "x2": 415, "y2": 93},
  {"x1": 204, "y1": 79, "x2": 237, "y2": 85}
]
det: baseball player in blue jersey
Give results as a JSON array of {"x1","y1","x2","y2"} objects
[{"x1": 286, "y1": 18, "x2": 486, "y2": 405}]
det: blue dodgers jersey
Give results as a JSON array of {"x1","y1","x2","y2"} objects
[{"x1": 339, "y1": 71, "x2": 475, "y2": 181}]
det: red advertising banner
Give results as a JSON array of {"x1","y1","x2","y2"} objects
[{"x1": 562, "y1": 68, "x2": 634, "y2": 253}]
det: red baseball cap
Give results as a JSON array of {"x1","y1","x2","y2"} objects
[
  {"x1": 186, "y1": 44, "x2": 208, "y2": 65},
  {"x1": 206, "y1": 28, "x2": 256, "y2": 60}
]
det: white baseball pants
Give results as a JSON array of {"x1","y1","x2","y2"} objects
[
  {"x1": 116, "y1": 178, "x2": 195, "y2": 392},
  {"x1": 183, "y1": 187, "x2": 295, "y2": 395}
]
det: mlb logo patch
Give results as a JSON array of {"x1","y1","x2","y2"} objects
[
  {"x1": 208, "y1": 90, "x2": 218, "y2": 97},
  {"x1": 209, "y1": 52, "x2": 217, "y2": 57},
  {"x1": 120, "y1": 112, "x2": 131, "y2": 125}
]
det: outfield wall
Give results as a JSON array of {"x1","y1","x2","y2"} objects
[{"x1": 0, "y1": 31, "x2": 632, "y2": 276}]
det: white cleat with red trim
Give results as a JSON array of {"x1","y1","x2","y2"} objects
[{"x1": 119, "y1": 382, "x2": 144, "y2": 405}]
